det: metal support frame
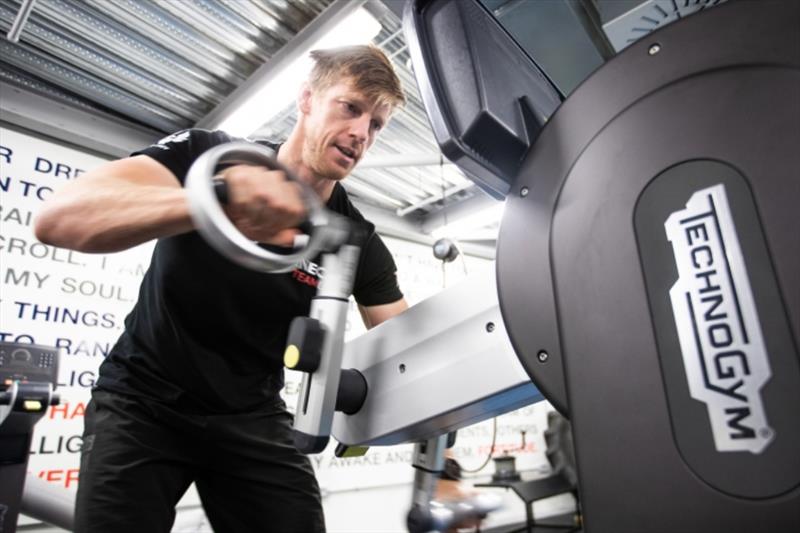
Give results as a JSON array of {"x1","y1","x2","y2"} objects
[
  {"x1": 5, "y1": 0, "x2": 37, "y2": 43},
  {"x1": 332, "y1": 267, "x2": 542, "y2": 446},
  {"x1": 350, "y1": 200, "x2": 497, "y2": 260},
  {"x1": 406, "y1": 434, "x2": 504, "y2": 532},
  {"x1": 420, "y1": 194, "x2": 500, "y2": 236},
  {"x1": 359, "y1": 153, "x2": 453, "y2": 169},
  {"x1": 396, "y1": 182, "x2": 473, "y2": 217}
]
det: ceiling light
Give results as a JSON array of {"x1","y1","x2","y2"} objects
[
  {"x1": 430, "y1": 202, "x2": 506, "y2": 240},
  {"x1": 216, "y1": 8, "x2": 382, "y2": 137}
]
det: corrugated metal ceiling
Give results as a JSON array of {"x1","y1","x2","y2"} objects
[
  {"x1": 1, "y1": 0, "x2": 335, "y2": 131},
  {"x1": 0, "y1": 0, "x2": 480, "y2": 232}
]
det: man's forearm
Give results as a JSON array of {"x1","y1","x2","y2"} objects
[
  {"x1": 35, "y1": 178, "x2": 193, "y2": 253},
  {"x1": 34, "y1": 155, "x2": 196, "y2": 253}
]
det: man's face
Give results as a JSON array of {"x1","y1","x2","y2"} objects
[{"x1": 301, "y1": 78, "x2": 392, "y2": 181}]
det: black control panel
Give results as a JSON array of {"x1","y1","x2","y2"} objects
[
  {"x1": 1, "y1": 342, "x2": 63, "y2": 532},
  {"x1": 0, "y1": 342, "x2": 60, "y2": 388}
]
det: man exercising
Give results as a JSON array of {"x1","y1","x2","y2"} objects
[{"x1": 35, "y1": 45, "x2": 408, "y2": 532}]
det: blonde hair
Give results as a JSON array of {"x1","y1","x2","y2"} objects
[{"x1": 308, "y1": 45, "x2": 406, "y2": 109}]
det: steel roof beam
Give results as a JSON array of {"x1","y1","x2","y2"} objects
[{"x1": 0, "y1": 81, "x2": 161, "y2": 158}]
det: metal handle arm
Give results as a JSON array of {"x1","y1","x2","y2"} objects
[{"x1": 185, "y1": 142, "x2": 349, "y2": 273}]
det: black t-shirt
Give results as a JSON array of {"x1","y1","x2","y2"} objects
[{"x1": 96, "y1": 129, "x2": 402, "y2": 413}]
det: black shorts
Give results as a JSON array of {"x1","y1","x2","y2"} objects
[{"x1": 74, "y1": 389, "x2": 325, "y2": 533}]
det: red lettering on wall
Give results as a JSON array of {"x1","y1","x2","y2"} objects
[
  {"x1": 37, "y1": 468, "x2": 80, "y2": 488},
  {"x1": 48, "y1": 401, "x2": 87, "y2": 419},
  {"x1": 476, "y1": 442, "x2": 537, "y2": 455}
]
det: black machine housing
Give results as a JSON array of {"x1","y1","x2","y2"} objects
[
  {"x1": 404, "y1": 0, "x2": 799, "y2": 531},
  {"x1": 0, "y1": 342, "x2": 61, "y2": 533}
]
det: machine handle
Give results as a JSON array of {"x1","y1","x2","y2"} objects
[
  {"x1": 335, "y1": 368, "x2": 367, "y2": 415},
  {"x1": 290, "y1": 244, "x2": 361, "y2": 454},
  {"x1": 185, "y1": 142, "x2": 350, "y2": 273},
  {"x1": 213, "y1": 178, "x2": 315, "y2": 237}
]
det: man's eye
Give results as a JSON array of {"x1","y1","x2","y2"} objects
[{"x1": 342, "y1": 102, "x2": 357, "y2": 114}]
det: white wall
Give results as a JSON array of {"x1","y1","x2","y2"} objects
[{"x1": 1, "y1": 126, "x2": 573, "y2": 532}]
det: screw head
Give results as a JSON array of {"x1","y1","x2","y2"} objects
[
  {"x1": 648, "y1": 43, "x2": 661, "y2": 56},
  {"x1": 520, "y1": 186, "x2": 529, "y2": 197},
  {"x1": 486, "y1": 322, "x2": 495, "y2": 333},
  {"x1": 399, "y1": 363, "x2": 406, "y2": 374},
  {"x1": 537, "y1": 350, "x2": 549, "y2": 363}
]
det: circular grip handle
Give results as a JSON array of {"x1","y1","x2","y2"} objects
[{"x1": 185, "y1": 142, "x2": 348, "y2": 273}]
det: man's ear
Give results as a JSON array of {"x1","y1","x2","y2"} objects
[{"x1": 298, "y1": 83, "x2": 313, "y2": 115}]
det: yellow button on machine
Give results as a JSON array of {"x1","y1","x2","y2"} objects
[
  {"x1": 23, "y1": 400, "x2": 43, "y2": 411},
  {"x1": 284, "y1": 316, "x2": 324, "y2": 373},
  {"x1": 284, "y1": 344, "x2": 300, "y2": 369}
]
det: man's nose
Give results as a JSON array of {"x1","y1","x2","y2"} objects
[{"x1": 349, "y1": 114, "x2": 370, "y2": 143}]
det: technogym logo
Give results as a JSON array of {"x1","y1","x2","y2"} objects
[{"x1": 665, "y1": 184, "x2": 773, "y2": 454}]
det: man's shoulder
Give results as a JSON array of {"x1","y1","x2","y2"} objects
[
  {"x1": 137, "y1": 131, "x2": 285, "y2": 168},
  {"x1": 329, "y1": 184, "x2": 375, "y2": 231},
  {"x1": 154, "y1": 128, "x2": 234, "y2": 148},
  {"x1": 251, "y1": 138, "x2": 281, "y2": 152},
  {"x1": 136, "y1": 128, "x2": 239, "y2": 158}
]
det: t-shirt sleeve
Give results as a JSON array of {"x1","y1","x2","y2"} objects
[
  {"x1": 352, "y1": 232, "x2": 404, "y2": 306},
  {"x1": 132, "y1": 129, "x2": 222, "y2": 185}
]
